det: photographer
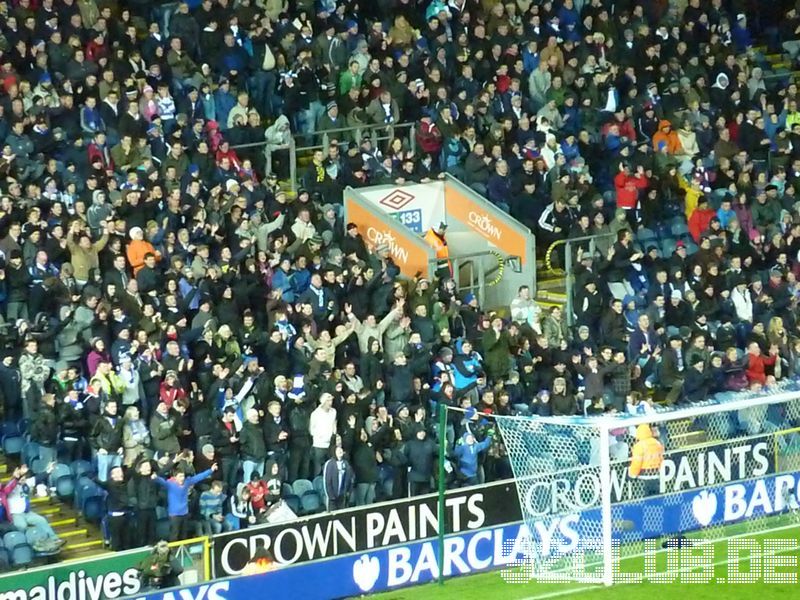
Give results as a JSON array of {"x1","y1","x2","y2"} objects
[{"x1": 137, "y1": 540, "x2": 183, "y2": 591}]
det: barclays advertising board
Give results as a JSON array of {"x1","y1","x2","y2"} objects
[{"x1": 133, "y1": 471, "x2": 800, "y2": 599}]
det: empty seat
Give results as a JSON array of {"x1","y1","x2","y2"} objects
[
  {"x1": 10, "y1": 544, "x2": 34, "y2": 567},
  {"x1": 82, "y1": 493, "x2": 107, "y2": 523},
  {"x1": 300, "y1": 490, "x2": 324, "y2": 515},
  {"x1": 49, "y1": 463, "x2": 72, "y2": 489},
  {"x1": 312, "y1": 476, "x2": 325, "y2": 496},
  {"x1": 283, "y1": 494, "x2": 301, "y2": 514},
  {"x1": 292, "y1": 478, "x2": 313, "y2": 496},
  {"x1": 3, "y1": 434, "x2": 24, "y2": 456},
  {"x1": 281, "y1": 483, "x2": 293, "y2": 498}
]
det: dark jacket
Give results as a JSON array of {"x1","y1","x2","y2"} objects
[
  {"x1": 351, "y1": 440, "x2": 379, "y2": 484},
  {"x1": 404, "y1": 436, "x2": 437, "y2": 483},
  {"x1": 150, "y1": 410, "x2": 181, "y2": 455},
  {"x1": 211, "y1": 419, "x2": 239, "y2": 458},
  {"x1": 59, "y1": 400, "x2": 88, "y2": 440},
  {"x1": 99, "y1": 478, "x2": 130, "y2": 512},
  {"x1": 30, "y1": 404, "x2": 59, "y2": 446},
  {"x1": 287, "y1": 399, "x2": 313, "y2": 446},
  {"x1": 323, "y1": 457, "x2": 355, "y2": 501},
  {"x1": 127, "y1": 472, "x2": 161, "y2": 509},
  {"x1": 263, "y1": 415, "x2": 289, "y2": 454},
  {"x1": 90, "y1": 413, "x2": 124, "y2": 452},
  {"x1": 239, "y1": 421, "x2": 267, "y2": 461}
]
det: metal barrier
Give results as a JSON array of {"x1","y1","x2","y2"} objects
[
  {"x1": 231, "y1": 121, "x2": 417, "y2": 193},
  {"x1": 546, "y1": 232, "x2": 615, "y2": 327},
  {"x1": 433, "y1": 250, "x2": 522, "y2": 308}
]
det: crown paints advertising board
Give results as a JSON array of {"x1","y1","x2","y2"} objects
[
  {"x1": 132, "y1": 471, "x2": 800, "y2": 600},
  {"x1": 444, "y1": 179, "x2": 532, "y2": 266},
  {"x1": 344, "y1": 189, "x2": 434, "y2": 278}
]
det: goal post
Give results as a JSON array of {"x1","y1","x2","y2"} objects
[{"x1": 493, "y1": 383, "x2": 800, "y2": 586}]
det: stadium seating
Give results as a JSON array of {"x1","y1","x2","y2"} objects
[
  {"x1": 292, "y1": 478, "x2": 313, "y2": 497},
  {"x1": 300, "y1": 491, "x2": 324, "y2": 515}
]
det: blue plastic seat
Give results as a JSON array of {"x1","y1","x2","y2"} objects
[
  {"x1": 292, "y1": 478, "x2": 313, "y2": 496},
  {"x1": 22, "y1": 441, "x2": 40, "y2": 464},
  {"x1": 3, "y1": 531, "x2": 27, "y2": 550},
  {"x1": 49, "y1": 463, "x2": 72, "y2": 488},
  {"x1": 300, "y1": 490, "x2": 324, "y2": 514},
  {"x1": 3, "y1": 434, "x2": 24, "y2": 455},
  {"x1": 82, "y1": 493, "x2": 107, "y2": 523},
  {"x1": 284, "y1": 494, "x2": 301, "y2": 514},
  {"x1": 0, "y1": 422, "x2": 19, "y2": 438},
  {"x1": 10, "y1": 544, "x2": 34, "y2": 567},
  {"x1": 281, "y1": 483, "x2": 293, "y2": 498},
  {"x1": 30, "y1": 457, "x2": 47, "y2": 475},
  {"x1": 312, "y1": 476, "x2": 325, "y2": 496}
]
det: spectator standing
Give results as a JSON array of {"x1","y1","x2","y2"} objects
[
  {"x1": 90, "y1": 400, "x2": 124, "y2": 482},
  {"x1": 154, "y1": 463, "x2": 217, "y2": 541},
  {"x1": 323, "y1": 446, "x2": 355, "y2": 511},
  {"x1": 309, "y1": 393, "x2": 337, "y2": 477}
]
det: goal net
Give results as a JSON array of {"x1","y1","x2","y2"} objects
[{"x1": 493, "y1": 383, "x2": 800, "y2": 585}]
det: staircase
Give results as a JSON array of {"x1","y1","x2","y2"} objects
[
  {"x1": 535, "y1": 260, "x2": 567, "y2": 312},
  {"x1": 0, "y1": 454, "x2": 109, "y2": 566},
  {"x1": 758, "y1": 46, "x2": 800, "y2": 87}
]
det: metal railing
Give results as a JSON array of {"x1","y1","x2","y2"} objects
[
  {"x1": 230, "y1": 120, "x2": 417, "y2": 193},
  {"x1": 546, "y1": 232, "x2": 615, "y2": 327},
  {"x1": 432, "y1": 250, "x2": 521, "y2": 308}
]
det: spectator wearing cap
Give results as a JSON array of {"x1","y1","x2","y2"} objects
[{"x1": 127, "y1": 227, "x2": 161, "y2": 275}]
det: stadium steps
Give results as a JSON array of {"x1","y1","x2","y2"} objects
[
  {"x1": 0, "y1": 450, "x2": 108, "y2": 564},
  {"x1": 665, "y1": 419, "x2": 708, "y2": 448}
]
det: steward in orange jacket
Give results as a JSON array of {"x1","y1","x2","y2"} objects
[
  {"x1": 424, "y1": 221, "x2": 450, "y2": 277},
  {"x1": 629, "y1": 424, "x2": 664, "y2": 496}
]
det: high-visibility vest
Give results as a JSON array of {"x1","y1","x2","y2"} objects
[
  {"x1": 629, "y1": 437, "x2": 664, "y2": 478},
  {"x1": 424, "y1": 228, "x2": 449, "y2": 260}
]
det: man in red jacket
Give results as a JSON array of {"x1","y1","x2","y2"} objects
[
  {"x1": 614, "y1": 162, "x2": 649, "y2": 223},
  {"x1": 745, "y1": 342, "x2": 778, "y2": 388},
  {"x1": 688, "y1": 196, "x2": 717, "y2": 242}
]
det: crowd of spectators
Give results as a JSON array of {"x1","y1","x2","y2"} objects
[{"x1": 0, "y1": 0, "x2": 798, "y2": 562}]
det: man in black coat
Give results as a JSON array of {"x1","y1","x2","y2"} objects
[
  {"x1": 0, "y1": 352, "x2": 22, "y2": 421},
  {"x1": 210, "y1": 408, "x2": 240, "y2": 493},
  {"x1": 263, "y1": 400, "x2": 289, "y2": 470},
  {"x1": 98, "y1": 466, "x2": 130, "y2": 551},
  {"x1": 30, "y1": 393, "x2": 59, "y2": 465},
  {"x1": 404, "y1": 429, "x2": 436, "y2": 496},
  {"x1": 128, "y1": 460, "x2": 160, "y2": 547},
  {"x1": 287, "y1": 391, "x2": 313, "y2": 482},
  {"x1": 90, "y1": 400, "x2": 124, "y2": 482},
  {"x1": 681, "y1": 356, "x2": 709, "y2": 404}
]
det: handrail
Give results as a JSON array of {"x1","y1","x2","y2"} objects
[
  {"x1": 545, "y1": 231, "x2": 615, "y2": 272},
  {"x1": 231, "y1": 120, "x2": 417, "y2": 192},
  {"x1": 544, "y1": 232, "x2": 616, "y2": 328}
]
